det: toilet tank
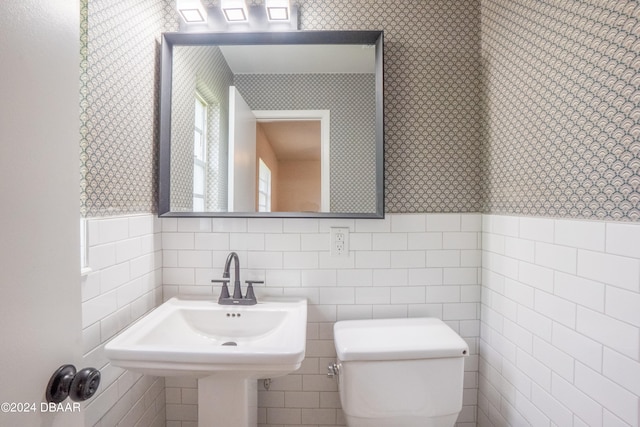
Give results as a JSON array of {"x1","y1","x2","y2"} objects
[{"x1": 333, "y1": 318, "x2": 469, "y2": 422}]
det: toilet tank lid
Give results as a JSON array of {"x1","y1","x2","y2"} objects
[{"x1": 334, "y1": 318, "x2": 469, "y2": 361}]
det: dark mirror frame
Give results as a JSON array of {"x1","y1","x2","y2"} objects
[{"x1": 158, "y1": 30, "x2": 384, "y2": 218}]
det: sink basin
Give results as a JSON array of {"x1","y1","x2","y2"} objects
[{"x1": 104, "y1": 296, "x2": 307, "y2": 378}]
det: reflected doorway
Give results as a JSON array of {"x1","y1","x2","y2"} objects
[{"x1": 253, "y1": 110, "x2": 330, "y2": 213}]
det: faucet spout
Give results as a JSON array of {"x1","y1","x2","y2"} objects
[{"x1": 223, "y1": 252, "x2": 242, "y2": 299}]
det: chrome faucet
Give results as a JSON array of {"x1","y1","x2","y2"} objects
[{"x1": 212, "y1": 252, "x2": 261, "y2": 305}]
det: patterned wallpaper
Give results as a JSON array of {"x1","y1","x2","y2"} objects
[
  {"x1": 80, "y1": 0, "x2": 484, "y2": 217},
  {"x1": 170, "y1": 45, "x2": 233, "y2": 212},
  {"x1": 481, "y1": 0, "x2": 640, "y2": 221},
  {"x1": 235, "y1": 73, "x2": 377, "y2": 213},
  {"x1": 80, "y1": 0, "x2": 172, "y2": 216}
]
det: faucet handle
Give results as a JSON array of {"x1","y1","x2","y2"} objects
[
  {"x1": 212, "y1": 279, "x2": 231, "y2": 301},
  {"x1": 243, "y1": 280, "x2": 263, "y2": 304}
]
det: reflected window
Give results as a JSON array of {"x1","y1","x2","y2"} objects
[
  {"x1": 258, "y1": 158, "x2": 271, "y2": 212},
  {"x1": 193, "y1": 93, "x2": 207, "y2": 211}
]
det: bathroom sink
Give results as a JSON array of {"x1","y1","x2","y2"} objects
[{"x1": 104, "y1": 297, "x2": 307, "y2": 378}]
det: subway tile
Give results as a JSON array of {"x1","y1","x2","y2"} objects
[
  {"x1": 89, "y1": 243, "x2": 117, "y2": 270},
  {"x1": 504, "y1": 236, "x2": 535, "y2": 262},
  {"x1": 283, "y1": 218, "x2": 319, "y2": 233},
  {"x1": 128, "y1": 215, "x2": 156, "y2": 237},
  {"x1": 349, "y1": 232, "x2": 372, "y2": 250},
  {"x1": 248, "y1": 218, "x2": 283, "y2": 233},
  {"x1": 96, "y1": 217, "x2": 130, "y2": 244},
  {"x1": 554, "y1": 271, "x2": 605, "y2": 312},
  {"x1": 606, "y1": 223, "x2": 640, "y2": 258},
  {"x1": 482, "y1": 232, "x2": 505, "y2": 254},
  {"x1": 555, "y1": 219, "x2": 605, "y2": 251},
  {"x1": 578, "y1": 249, "x2": 640, "y2": 292},
  {"x1": 390, "y1": 286, "x2": 426, "y2": 304},
  {"x1": 319, "y1": 252, "x2": 356, "y2": 269},
  {"x1": 577, "y1": 307, "x2": 640, "y2": 360},
  {"x1": 301, "y1": 408, "x2": 336, "y2": 425},
  {"x1": 427, "y1": 250, "x2": 460, "y2": 267},
  {"x1": 283, "y1": 252, "x2": 318, "y2": 270},
  {"x1": 426, "y1": 286, "x2": 460, "y2": 303},
  {"x1": 319, "y1": 287, "x2": 355, "y2": 304},
  {"x1": 517, "y1": 305, "x2": 552, "y2": 341},
  {"x1": 337, "y1": 304, "x2": 372, "y2": 320},
  {"x1": 194, "y1": 233, "x2": 229, "y2": 250},
  {"x1": 355, "y1": 216, "x2": 390, "y2": 232},
  {"x1": 372, "y1": 232, "x2": 407, "y2": 250},
  {"x1": 265, "y1": 270, "x2": 301, "y2": 287},
  {"x1": 373, "y1": 268, "x2": 409, "y2": 286},
  {"x1": 551, "y1": 374, "x2": 602, "y2": 427},
  {"x1": 531, "y1": 384, "x2": 574, "y2": 427},
  {"x1": 407, "y1": 268, "x2": 442, "y2": 285},
  {"x1": 177, "y1": 250, "x2": 212, "y2": 268},
  {"x1": 247, "y1": 251, "x2": 283, "y2": 269},
  {"x1": 605, "y1": 286, "x2": 640, "y2": 327},
  {"x1": 552, "y1": 322, "x2": 603, "y2": 371},
  {"x1": 177, "y1": 218, "x2": 211, "y2": 233},
  {"x1": 229, "y1": 233, "x2": 265, "y2": 251},
  {"x1": 533, "y1": 337, "x2": 575, "y2": 382},
  {"x1": 100, "y1": 262, "x2": 130, "y2": 293},
  {"x1": 519, "y1": 217, "x2": 554, "y2": 243},
  {"x1": 535, "y1": 242, "x2": 577, "y2": 274},
  {"x1": 162, "y1": 233, "x2": 194, "y2": 250},
  {"x1": 407, "y1": 232, "x2": 442, "y2": 250},
  {"x1": 602, "y1": 348, "x2": 640, "y2": 395},
  {"x1": 443, "y1": 232, "x2": 478, "y2": 249},
  {"x1": 461, "y1": 214, "x2": 483, "y2": 232},
  {"x1": 574, "y1": 363, "x2": 639, "y2": 426},
  {"x1": 390, "y1": 250, "x2": 426, "y2": 268},
  {"x1": 355, "y1": 251, "x2": 390, "y2": 268},
  {"x1": 444, "y1": 267, "x2": 478, "y2": 285},
  {"x1": 426, "y1": 214, "x2": 461, "y2": 231},
  {"x1": 301, "y1": 233, "x2": 328, "y2": 251},
  {"x1": 443, "y1": 303, "x2": 478, "y2": 320},
  {"x1": 504, "y1": 278, "x2": 534, "y2": 308},
  {"x1": 337, "y1": 269, "x2": 373, "y2": 286},
  {"x1": 211, "y1": 217, "x2": 247, "y2": 232},
  {"x1": 318, "y1": 218, "x2": 355, "y2": 232},
  {"x1": 534, "y1": 290, "x2": 576, "y2": 328},
  {"x1": 518, "y1": 261, "x2": 554, "y2": 293},
  {"x1": 391, "y1": 214, "x2": 426, "y2": 232},
  {"x1": 82, "y1": 291, "x2": 118, "y2": 328},
  {"x1": 488, "y1": 215, "x2": 519, "y2": 237},
  {"x1": 284, "y1": 391, "x2": 319, "y2": 408},
  {"x1": 265, "y1": 233, "x2": 301, "y2": 251},
  {"x1": 301, "y1": 269, "x2": 337, "y2": 287},
  {"x1": 372, "y1": 304, "x2": 408, "y2": 319}
]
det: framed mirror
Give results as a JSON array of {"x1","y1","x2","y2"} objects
[{"x1": 159, "y1": 31, "x2": 384, "y2": 218}]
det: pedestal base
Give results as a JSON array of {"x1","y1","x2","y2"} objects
[{"x1": 198, "y1": 376, "x2": 258, "y2": 427}]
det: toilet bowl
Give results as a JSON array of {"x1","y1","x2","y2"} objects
[{"x1": 332, "y1": 317, "x2": 468, "y2": 427}]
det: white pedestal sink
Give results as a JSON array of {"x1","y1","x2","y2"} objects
[{"x1": 104, "y1": 297, "x2": 307, "y2": 427}]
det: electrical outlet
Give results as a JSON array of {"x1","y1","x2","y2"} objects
[{"x1": 330, "y1": 227, "x2": 349, "y2": 257}]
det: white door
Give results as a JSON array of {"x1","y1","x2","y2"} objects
[
  {"x1": 228, "y1": 86, "x2": 257, "y2": 212},
  {"x1": 0, "y1": 1, "x2": 83, "y2": 426}
]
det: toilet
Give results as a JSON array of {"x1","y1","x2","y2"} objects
[{"x1": 332, "y1": 317, "x2": 469, "y2": 427}]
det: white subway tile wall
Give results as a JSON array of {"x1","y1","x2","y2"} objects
[
  {"x1": 81, "y1": 214, "x2": 164, "y2": 427},
  {"x1": 479, "y1": 215, "x2": 640, "y2": 427},
  {"x1": 162, "y1": 213, "x2": 482, "y2": 427}
]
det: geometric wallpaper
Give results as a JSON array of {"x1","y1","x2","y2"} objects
[
  {"x1": 80, "y1": 0, "x2": 485, "y2": 217},
  {"x1": 80, "y1": 0, "x2": 172, "y2": 216},
  {"x1": 296, "y1": 0, "x2": 485, "y2": 214},
  {"x1": 82, "y1": 0, "x2": 639, "y2": 220},
  {"x1": 170, "y1": 45, "x2": 233, "y2": 212},
  {"x1": 235, "y1": 73, "x2": 377, "y2": 213},
  {"x1": 481, "y1": 0, "x2": 640, "y2": 221}
]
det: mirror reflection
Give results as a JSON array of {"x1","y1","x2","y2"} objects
[{"x1": 159, "y1": 32, "x2": 384, "y2": 217}]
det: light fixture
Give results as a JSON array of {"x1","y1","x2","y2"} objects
[
  {"x1": 221, "y1": 0, "x2": 249, "y2": 22},
  {"x1": 265, "y1": 0, "x2": 290, "y2": 21},
  {"x1": 176, "y1": 0, "x2": 207, "y2": 23}
]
